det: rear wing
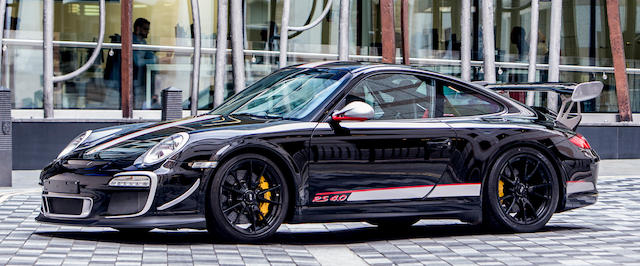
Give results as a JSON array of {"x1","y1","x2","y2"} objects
[{"x1": 484, "y1": 82, "x2": 604, "y2": 130}]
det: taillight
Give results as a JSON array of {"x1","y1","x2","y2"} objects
[{"x1": 569, "y1": 133, "x2": 591, "y2": 149}]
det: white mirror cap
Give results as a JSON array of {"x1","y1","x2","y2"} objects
[
  {"x1": 333, "y1": 101, "x2": 375, "y2": 121},
  {"x1": 572, "y1": 81, "x2": 603, "y2": 102}
]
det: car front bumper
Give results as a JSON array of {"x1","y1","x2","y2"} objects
[{"x1": 37, "y1": 170, "x2": 205, "y2": 229}]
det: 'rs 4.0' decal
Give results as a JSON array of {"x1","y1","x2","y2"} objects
[{"x1": 312, "y1": 193, "x2": 350, "y2": 203}]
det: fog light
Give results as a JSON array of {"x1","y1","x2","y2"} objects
[{"x1": 109, "y1": 176, "x2": 150, "y2": 187}]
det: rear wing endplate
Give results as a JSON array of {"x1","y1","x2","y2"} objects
[{"x1": 484, "y1": 82, "x2": 604, "y2": 130}]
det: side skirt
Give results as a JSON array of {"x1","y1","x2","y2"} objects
[{"x1": 290, "y1": 197, "x2": 482, "y2": 224}]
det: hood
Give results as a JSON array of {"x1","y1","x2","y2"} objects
[{"x1": 68, "y1": 114, "x2": 270, "y2": 162}]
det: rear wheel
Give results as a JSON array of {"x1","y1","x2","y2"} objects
[
  {"x1": 206, "y1": 154, "x2": 289, "y2": 242},
  {"x1": 483, "y1": 147, "x2": 559, "y2": 232}
]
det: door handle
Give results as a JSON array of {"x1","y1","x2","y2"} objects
[{"x1": 427, "y1": 138, "x2": 452, "y2": 149}]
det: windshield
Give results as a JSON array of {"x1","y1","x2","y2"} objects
[{"x1": 211, "y1": 68, "x2": 349, "y2": 120}]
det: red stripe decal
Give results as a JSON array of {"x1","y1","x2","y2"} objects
[
  {"x1": 435, "y1": 183, "x2": 482, "y2": 186},
  {"x1": 315, "y1": 183, "x2": 481, "y2": 196},
  {"x1": 315, "y1": 185, "x2": 433, "y2": 195}
]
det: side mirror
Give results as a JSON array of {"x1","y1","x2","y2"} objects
[
  {"x1": 572, "y1": 81, "x2": 603, "y2": 102},
  {"x1": 332, "y1": 101, "x2": 374, "y2": 122}
]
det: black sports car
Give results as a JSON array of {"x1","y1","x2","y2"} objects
[{"x1": 38, "y1": 62, "x2": 601, "y2": 242}]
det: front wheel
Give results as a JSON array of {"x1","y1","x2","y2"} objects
[
  {"x1": 483, "y1": 147, "x2": 559, "y2": 232},
  {"x1": 206, "y1": 154, "x2": 289, "y2": 242}
]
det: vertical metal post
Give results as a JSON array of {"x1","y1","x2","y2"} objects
[
  {"x1": 121, "y1": 0, "x2": 133, "y2": 118},
  {"x1": 162, "y1": 87, "x2": 183, "y2": 121},
  {"x1": 547, "y1": 0, "x2": 562, "y2": 111},
  {"x1": 400, "y1": 0, "x2": 409, "y2": 65},
  {"x1": 43, "y1": 0, "x2": 54, "y2": 118},
  {"x1": 214, "y1": 0, "x2": 228, "y2": 107},
  {"x1": 380, "y1": 0, "x2": 395, "y2": 64},
  {"x1": 279, "y1": 0, "x2": 290, "y2": 68},
  {"x1": 190, "y1": 0, "x2": 201, "y2": 116},
  {"x1": 606, "y1": 0, "x2": 633, "y2": 121},
  {"x1": 231, "y1": 0, "x2": 245, "y2": 93},
  {"x1": 0, "y1": 0, "x2": 7, "y2": 71},
  {"x1": 338, "y1": 0, "x2": 350, "y2": 61},
  {"x1": 0, "y1": 87, "x2": 11, "y2": 186},
  {"x1": 481, "y1": 0, "x2": 496, "y2": 83},
  {"x1": 526, "y1": 0, "x2": 539, "y2": 106},
  {"x1": 461, "y1": 0, "x2": 471, "y2": 81}
]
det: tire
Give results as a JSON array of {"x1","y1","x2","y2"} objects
[
  {"x1": 114, "y1": 228, "x2": 152, "y2": 234},
  {"x1": 368, "y1": 218, "x2": 420, "y2": 231},
  {"x1": 483, "y1": 147, "x2": 559, "y2": 232},
  {"x1": 206, "y1": 154, "x2": 289, "y2": 242}
]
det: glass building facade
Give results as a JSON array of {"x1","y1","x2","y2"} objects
[{"x1": 2, "y1": 0, "x2": 640, "y2": 117}]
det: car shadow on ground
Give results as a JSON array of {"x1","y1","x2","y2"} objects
[
  {"x1": 35, "y1": 223, "x2": 590, "y2": 245},
  {"x1": 270, "y1": 224, "x2": 589, "y2": 245}
]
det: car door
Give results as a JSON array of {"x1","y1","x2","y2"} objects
[
  {"x1": 307, "y1": 72, "x2": 457, "y2": 206},
  {"x1": 433, "y1": 78, "x2": 509, "y2": 191}
]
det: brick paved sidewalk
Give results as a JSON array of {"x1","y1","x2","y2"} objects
[{"x1": 0, "y1": 175, "x2": 639, "y2": 265}]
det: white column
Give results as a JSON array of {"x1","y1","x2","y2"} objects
[
  {"x1": 190, "y1": 0, "x2": 201, "y2": 116},
  {"x1": 461, "y1": 0, "x2": 472, "y2": 81},
  {"x1": 338, "y1": 0, "x2": 350, "y2": 61},
  {"x1": 526, "y1": 0, "x2": 539, "y2": 106},
  {"x1": 230, "y1": 0, "x2": 245, "y2": 93},
  {"x1": 43, "y1": 0, "x2": 54, "y2": 117},
  {"x1": 547, "y1": 0, "x2": 562, "y2": 111},
  {"x1": 279, "y1": 0, "x2": 290, "y2": 68},
  {"x1": 213, "y1": 0, "x2": 228, "y2": 107},
  {"x1": 481, "y1": 0, "x2": 496, "y2": 83}
]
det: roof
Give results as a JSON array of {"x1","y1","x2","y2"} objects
[{"x1": 290, "y1": 61, "x2": 412, "y2": 72}]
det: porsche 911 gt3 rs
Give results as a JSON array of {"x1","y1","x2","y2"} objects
[{"x1": 38, "y1": 62, "x2": 601, "y2": 242}]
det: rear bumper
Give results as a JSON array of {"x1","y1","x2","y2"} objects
[
  {"x1": 563, "y1": 191, "x2": 597, "y2": 211},
  {"x1": 559, "y1": 158, "x2": 598, "y2": 212}
]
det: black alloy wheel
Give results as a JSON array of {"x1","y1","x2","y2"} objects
[
  {"x1": 207, "y1": 154, "x2": 288, "y2": 242},
  {"x1": 483, "y1": 147, "x2": 559, "y2": 232}
]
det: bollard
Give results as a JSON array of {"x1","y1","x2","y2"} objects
[
  {"x1": 0, "y1": 87, "x2": 11, "y2": 186},
  {"x1": 161, "y1": 87, "x2": 183, "y2": 121}
]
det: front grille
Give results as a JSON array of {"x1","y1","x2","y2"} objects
[
  {"x1": 42, "y1": 196, "x2": 92, "y2": 218},
  {"x1": 44, "y1": 197, "x2": 82, "y2": 215},
  {"x1": 107, "y1": 191, "x2": 149, "y2": 216}
]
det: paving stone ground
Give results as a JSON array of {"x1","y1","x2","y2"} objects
[{"x1": 0, "y1": 176, "x2": 639, "y2": 265}]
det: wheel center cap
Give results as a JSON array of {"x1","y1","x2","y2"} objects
[
  {"x1": 243, "y1": 191, "x2": 256, "y2": 203},
  {"x1": 516, "y1": 184, "x2": 527, "y2": 196}
]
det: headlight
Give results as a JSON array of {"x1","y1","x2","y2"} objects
[
  {"x1": 109, "y1": 175, "x2": 150, "y2": 187},
  {"x1": 141, "y1": 132, "x2": 190, "y2": 165},
  {"x1": 57, "y1": 130, "x2": 92, "y2": 159}
]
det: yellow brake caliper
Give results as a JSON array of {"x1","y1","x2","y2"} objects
[
  {"x1": 498, "y1": 180, "x2": 505, "y2": 203},
  {"x1": 258, "y1": 176, "x2": 271, "y2": 219}
]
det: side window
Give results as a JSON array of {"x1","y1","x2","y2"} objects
[
  {"x1": 436, "y1": 82, "x2": 503, "y2": 117},
  {"x1": 346, "y1": 74, "x2": 436, "y2": 120}
]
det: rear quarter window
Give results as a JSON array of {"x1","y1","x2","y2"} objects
[{"x1": 439, "y1": 83, "x2": 504, "y2": 117}]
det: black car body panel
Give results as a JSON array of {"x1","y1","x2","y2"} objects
[{"x1": 37, "y1": 62, "x2": 598, "y2": 230}]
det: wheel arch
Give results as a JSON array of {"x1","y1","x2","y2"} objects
[
  {"x1": 203, "y1": 145, "x2": 300, "y2": 223},
  {"x1": 480, "y1": 140, "x2": 567, "y2": 215}
]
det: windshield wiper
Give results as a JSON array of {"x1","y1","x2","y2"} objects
[{"x1": 232, "y1": 112, "x2": 284, "y2": 120}]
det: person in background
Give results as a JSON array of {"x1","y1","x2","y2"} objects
[
  {"x1": 132, "y1": 18, "x2": 157, "y2": 109},
  {"x1": 510, "y1": 26, "x2": 529, "y2": 62}
]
